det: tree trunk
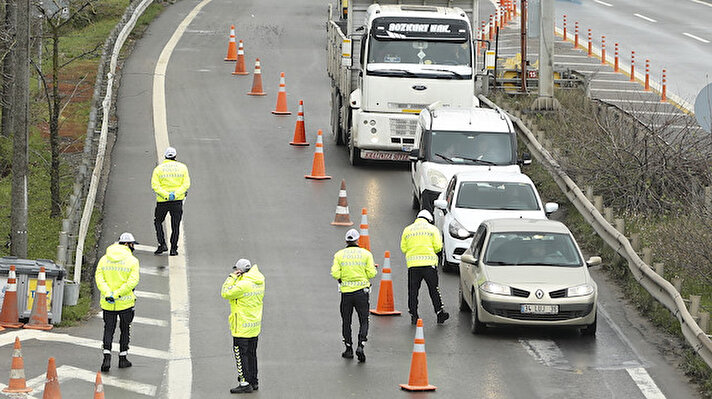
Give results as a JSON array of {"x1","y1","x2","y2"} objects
[
  {"x1": 49, "y1": 33, "x2": 60, "y2": 217},
  {"x1": 1, "y1": 0, "x2": 16, "y2": 139}
]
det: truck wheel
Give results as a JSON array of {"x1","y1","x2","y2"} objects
[
  {"x1": 349, "y1": 140, "x2": 362, "y2": 166},
  {"x1": 330, "y1": 90, "x2": 344, "y2": 145}
]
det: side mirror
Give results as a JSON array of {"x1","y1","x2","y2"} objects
[
  {"x1": 460, "y1": 254, "x2": 477, "y2": 265},
  {"x1": 434, "y1": 199, "x2": 447, "y2": 210},
  {"x1": 408, "y1": 148, "x2": 420, "y2": 162},
  {"x1": 586, "y1": 256, "x2": 602, "y2": 267},
  {"x1": 520, "y1": 152, "x2": 532, "y2": 166},
  {"x1": 544, "y1": 202, "x2": 559, "y2": 216}
]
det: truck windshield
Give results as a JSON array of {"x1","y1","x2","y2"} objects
[
  {"x1": 368, "y1": 39, "x2": 471, "y2": 68},
  {"x1": 428, "y1": 131, "x2": 513, "y2": 165}
]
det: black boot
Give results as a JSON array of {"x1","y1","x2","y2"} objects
[
  {"x1": 101, "y1": 354, "x2": 111, "y2": 372},
  {"x1": 118, "y1": 355, "x2": 132, "y2": 368},
  {"x1": 437, "y1": 310, "x2": 450, "y2": 324},
  {"x1": 341, "y1": 344, "x2": 353, "y2": 359},
  {"x1": 154, "y1": 244, "x2": 168, "y2": 255},
  {"x1": 410, "y1": 314, "x2": 419, "y2": 325},
  {"x1": 230, "y1": 383, "x2": 253, "y2": 394},
  {"x1": 356, "y1": 343, "x2": 366, "y2": 363}
]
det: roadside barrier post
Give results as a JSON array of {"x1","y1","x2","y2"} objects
[
  {"x1": 630, "y1": 51, "x2": 635, "y2": 82},
  {"x1": 601, "y1": 36, "x2": 606, "y2": 64},
  {"x1": 661, "y1": 69, "x2": 667, "y2": 102},
  {"x1": 644, "y1": 59, "x2": 650, "y2": 91},
  {"x1": 563, "y1": 15, "x2": 567, "y2": 41},
  {"x1": 574, "y1": 22, "x2": 579, "y2": 48},
  {"x1": 614, "y1": 43, "x2": 619, "y2": 72}
]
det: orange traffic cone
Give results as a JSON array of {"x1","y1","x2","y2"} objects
[
  {"x1": 358, "y1": 208, "x2": 371, "y2": 251},
  {"x1": 42, "y1": 357, "x2": 62, "y2": 398},
  {"x1": 289, "y1": 100, "x2": 309, "y2": 146},
  {"x1": 224, "y1": 25, "x2": 237, "y2": 61},
  {"x1": 271, "y1": 72, "x2": 291, "y2": 115},
  {"x1": 370, "y1": 251, "x2": 402, "y2": 316},
  {"x1": 399, "y1": 319, "x2": 437, "y2": 391},
  {"x1": 0, "y1": 265, "x2": 24, "y2": 328},
  {"x1": 93, "y1": 372, "x2": 105, "y2": 399},
  {"x1": 232, "y1": 40, "x2": 248, "y2": 75},
  {"x1": 24, "y1": 266, "x2": 53, "y2": 330},
  {"x1": 331, "y1": 179, "x2": 353, "y2": 226},
  {"x1": 247, "y1": 58, "x2": 266, "y2": 96},
  {"x1": 2, "y1": 337, "x2": 33, "y2": 394},
  {"x1": 304, "y1": 130, "x2": 332, "y2": 180}
]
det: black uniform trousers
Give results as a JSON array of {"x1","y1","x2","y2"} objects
[
  {"x1": 154, "y1": 200, "x2": 183, "y2": 250},
  {"x1": 233, "y1": 336, "x2": 259, "y2": 386},
  {"x1": 102, "y1": 307, "x2": 134, "y2": 352},
  {"x1": 340, "y1": 288, "x2": 369, "y2": 345},
  {"x1": 408, "y1": 266, "x2": 444, "y2": 317}
]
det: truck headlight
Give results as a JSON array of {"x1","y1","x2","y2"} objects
[
  {"x1": 480, "y1": 281, "x2": 511, "y2": 296},
  {"x1": 566, "y1": 284, "x2": 594, "y2": 297},
  {"x1": 426, "y1": 169, "x2": 448, "y2": 190},
  {"x1": 448, "y1": 219, "x2": 471, "y2": 239}
]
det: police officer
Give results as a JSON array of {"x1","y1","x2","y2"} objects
[
  {"x1": 95, "y1": 232, "x2": 140, "y2": 372},
  {"x1": 151, "y1": 146, "x2": 191, "y2": 256},
  {"x1": 331, "y1": 228, "x2": 377, "y2": 362},
  {"x1": 221, "y1": 258, "x2": 265, "y2": 394},
  {"x1": 400, "y1": 210, "x2": 450, "y2": 325}
]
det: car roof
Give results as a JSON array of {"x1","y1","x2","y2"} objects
[
  {"x1": 429, "y1": 107, "x2": 511, "y2": 133},
  {"x1": 454, "y1": 171, "x2": 534, "y2": 185},
  {"x1": 484, "y1": 218, "x2": 571, "y2": 234}
]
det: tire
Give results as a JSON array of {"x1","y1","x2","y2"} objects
[
  {"x1": 470, "y1": 291, "x2": 486, "y2": 334},
  {"x1": 349, "y1": 140, "x2": 362, "y2": 166},
  {"x1": 439, "y1": 247, "x2": 456, "y2": 273},
  {"x1": 580, "y1": 314, "x2": 597, "y2": 337},
  {"x1": 330, "y1": 90, "x2": 344, "y2": 145},
  {"x1": 459, "y1": 284, "x2": 470, "y2": 312}
]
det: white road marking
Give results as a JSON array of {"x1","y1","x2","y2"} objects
[
  {"x1": 0, "y1": 329, "x2": 169, "y2": 359},
  {"x1": 94, "y1": 312, "x2": 168, "y2": 327},
  {"x1": 690, "y1": 0, "x2": 712, "y2": 7},
  {"x1": 589, "y1": 88, "x2": 656, "y2": 93},
  {"x1": 683, "y1": 32, "x2": 710, "y2": 43},
  {"x1": 134, "y1": 244, "x2": 158, "y2": 253},
  {"x1": 600, "y1": 98, "x2": 670, "y2": 103},
  {"x1": 594, "y1": 0, "x2": 613, "y2": 6},
  {"x1": 590, "y1": 79, "x2": 640, "y2": 84},
  {"x1": 141, "y1": 265, "x2": 168, "y2": 277},
  {"x1": 519, "y1": 339, "x2": 571, "y2": 370},
  {"x1": 633, "y1": 13, "x2": 657, "y2": 23},
  {"x1": 626, "y1": 368, "x2": 667, "y2": 399},
  {"x1": 555, "y1": 62, "x2": 605, "y2": 66},
  {"x1": 631, "y1": 111, "x2": 683, "y2": 116},
  {"x1": 573, "y1": 70, "x2": 620, "y2": 74},
  {"x1": 136, "y1": 290, "x2": 169, "y2": 301},
  {"x1": 11, "y1": 365, "x2": 158, "y2": 396}
]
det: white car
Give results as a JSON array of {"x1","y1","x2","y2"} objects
[
  {"x1": 433, "y1": 171, "x2": 558, "y2": 271},
  {"x1": 459, "y1": 218, "x2": 600, "y2": 336}
]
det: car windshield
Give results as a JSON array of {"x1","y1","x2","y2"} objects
[
  {"x1": 368, "y1": 39, "x2": 471, "y2": 68},
  {"x1": 456, "y1": 182, "x2": 540, "y2": 210},
  {"x1": 483, "y1": 232, "x2": 582, "y2": 267},
  {"x1": 429, "y1": 131, "x2": 513, "y2": 164}
]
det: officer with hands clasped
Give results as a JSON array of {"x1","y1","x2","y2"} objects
[
  {"x1": 222, "y1": 258, "x2": 265, "y2": 394},
  {"x1": 95, "y1": 232, "x2": 140, "y2": 372},
  {"x1": 331, "y1": 228, "x2": 377, "y2": 362},
  {"x1": 152, "y1": 146, "x2": 191, "y2": 256}
]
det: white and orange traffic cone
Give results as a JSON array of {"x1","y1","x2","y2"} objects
[
  {"x1": 358, "y1": 208, "x2": 371, "y2": 251},
  {"x1": 232, "y1": 40, "x2": 249, "y2": 75},
  {"x1": 304, "y1": 130, "x2": 331, "y2": 180},
  {"x1": 2, "y1": 337, "x2": 33, "y2": 394},
  {"x1": 289, "y1": 100, "x2": 309, "y2": 146},
  {"x1": 224, "y1": 25, "x2": 237, "y2": 61},
  {"x1": 399, "y1": 319, "x2": 437, "y2": 391},
  {"x1": 42, "y1": 357, "x2": 62, "y2": 398},
  {"x1": 331, "y1": 179, "x2": 353, "y2": 226},
  {"x1": 24, "y1": 266, "x2": 53, "y2": 330},
  {"x1": 93, "y1": 372, "x2": 105, "y2": 399},
  {"x1": 271, "y1": 72, "x2": 291, "y2": 115},
  {"x1": 0, "y1": 265, "x2": 24, "y2": 328},
  {"x1": 370, "y1": 251, "x2": 402, "y2": 315},
  {"x1": 247, "y1": 58, "x2": 266, "y2": 96}
]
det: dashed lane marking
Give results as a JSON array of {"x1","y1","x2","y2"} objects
[
  {"x1": 134, "y1": 244, "x2": 158, "y2": 253},
  {"x1": 690, "y1": 0, "x2": 712, "y2": 7},
  {"x1": 135, "y1": 290, "x2": 169, "y2": 301},
  {"x1": 683, "y1": 32, "x2": 710, "y2": 43},
  {"x1": 633, "y1": 13, "x2": 657, "y2": 23},
  {"x1": 627, "y1": 367, "x2": 667, "y2": 399},
  {"x1": 594, "y1": 0, "x2": 613, "y2": 6},
  {"x1": 590, "y1": 79, "x2": 640, "y2": 84},
  {"x1": 141, "y1": 266, "x2": 168, "y2": 277},
  {"x1": 519, "y1": 339, "x2": 571, "y2": 370}
]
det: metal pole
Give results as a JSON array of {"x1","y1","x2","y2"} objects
[
  {"x1": 531, "y1": 0, "x2": 560, "y2": 110},
  {"x1": 520, "y1": 0, "x2": 527, "y2": 92}
]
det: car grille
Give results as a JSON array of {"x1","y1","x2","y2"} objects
[
  {"x1": 389, "y1": 118, "x2": 417, "y2": 136},
  {"x1": 481, "y1": 301, "x2": 594, "y2": 321},
  {"x1": 511, "y1": 288, "x2": 530, "y2": 298},
  {"x1": 453, "y1": 247, "x2": 467, "y2": 256},
  {"x1": 549, "y1": 289, "x2": 567, "y2": 299}
]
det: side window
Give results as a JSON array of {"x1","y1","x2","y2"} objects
[
  {"x1": 359, "y1": 34, "x2": 367, "y2": 69},
  {"x1": 470, "y1": 225, "x2": 487, "y2": 259},
  {"x1": 445, "y1": 178, "x2": 457, "y2": 206}
]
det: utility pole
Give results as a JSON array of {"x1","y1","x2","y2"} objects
[
  {"x1": 531, "y1": 0, "x2": 561, "y2": 110},
  {"x1": 1, "y1": 0, "x2": 17, "y2": 138},
  {"x1": 520, "y1": 0, "x2": 527, "y2": 92},
  {"x1": 10, "y1": 0, "x2": 30, "y2": 257}
]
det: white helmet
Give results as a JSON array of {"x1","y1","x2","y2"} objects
[
  {"x1": 233, "y1": 258, "x2": 252, "y2": 273},
  {"x1": 345, "y1": 228, "x2": 360, "y2": 242},
  {"x1": 164, "y1": 146, "x2": 177, "y2": 159},
  {"x1": 118, "y1": 232, "x2": 137, "y2": 244},
  {"x1": 417, "y1": 209, "x2": 433, "y2": 223}
]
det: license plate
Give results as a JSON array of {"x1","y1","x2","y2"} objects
[
  {"x1": 521, "y1": 304, "x2": 558, "y2": 314},
  {"x1": 361, "y1": 150, "x2": 409, "y2": 161}
]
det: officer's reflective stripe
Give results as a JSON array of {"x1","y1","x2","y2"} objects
[
  {"x1": 341, "y1": 280, "x2": 368, "y2": 287},
  {"x1": 407, "y1": 255, "x2": 437, "y2": 263},
  {"x1": 413, "y1": 343, "x2": 425, "y2": 352},
  {"x1": 336, "y1": 206, "x2": 349, "y2": 213},
  {"x1": 10, "y1": 368, "x2": 25, "y2": 379}
]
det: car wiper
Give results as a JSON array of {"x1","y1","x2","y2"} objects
[
  {"x1": 457, "y1": 156, "x2": 497, "y2": 166},
  {"x1": 368, "y1": 68, "x2": 416, "y2": 77},
  {"x1": 484, "y1": 260, "x2": 510, "y2": 265},
  {"x1": 422, "y1": 68, "x2": 463, "y2": 79},
  {"x1": 434, "y1": 153, "x2": 455, "y2": 163}
]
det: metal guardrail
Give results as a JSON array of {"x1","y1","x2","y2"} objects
[{"x1": 477, "y1": 94, "x2": 712, "y2": 368}]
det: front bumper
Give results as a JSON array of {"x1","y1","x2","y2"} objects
[
  {"x1": 477, "y1": 294, "x2": 596, "y2": 326},
  {"x1": 443, "y1": 233, "x2": 472, "y2": 265}
]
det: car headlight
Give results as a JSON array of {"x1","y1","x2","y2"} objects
[
  {"x1": 480, "y1": 281, "x2": 511, "y2": 296},
  {"x1": 567, "y1": 284, "x2": 594, "y2": 297},
  {"x1": 448, "y1": 219, "x2": 472, "y2": 239},
  {"x1": 426, "y1": 169, "x2": 448, "y2": 190}
]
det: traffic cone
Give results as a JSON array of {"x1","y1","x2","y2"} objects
[
  {"x1": 370, "y1": 251, "x2": 402, "y2": 316},
  {"x1": 331, "y1": 179, "x2": 353, "y2": 226},
  {"x1": 271, "y1": 72, "x2": 291, "y2": 115},
  {"x1": 289, "y1": 100, "x2": 309, "y2": 146},
  {"x1": 42, "y1": 357, "x2": 62, "y2": 398},
  {"x1": 2, "y1": 337, "x2": 33, "y2": 394},
  {"x1": 247, "y1": 58, "x2": 266, "y2": 96},
  {"x1": 93, "y1": 372, "x2": 105, "y2": 399},
  {"x1": 232, "y1": 40, "x2": 248, "y2": 75},
  {"x1": 358, "y1": 208, "x2": 371, "y2": 251},
  {"x1": 24, "y1": 266, "x2": 53, "y2": 330},
  {"x1": 399, "y1": 319, "x2": 437, "y2": 391},
  {"x1": 224, "y1": 25, "x2": 237, "y2": 61},
  {"x1": 304, "y1": 130, "x2": 332, "y2": 180},
  {"x1": 0, "y1": 265, "x2": 24, "y2": 328}
]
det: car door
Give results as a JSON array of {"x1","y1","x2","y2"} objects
[{"x1": 461, "y1": 224, "x2": 487, "y2": 301}]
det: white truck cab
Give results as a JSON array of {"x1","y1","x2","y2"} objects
[{"x1": 410, "y1": 103, "x2": 531, "y2": 212}]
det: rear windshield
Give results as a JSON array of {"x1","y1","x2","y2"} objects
[
  {"x1": 484, "y1": 232, "x2": 582, "y2": 267},
  {"x1": 456, "y1": 182, "x2": 540, "y2": 211}
]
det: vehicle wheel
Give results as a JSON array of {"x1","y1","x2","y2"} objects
[
  {"x1": 349, "y1": 140, "x2": 362, "y2": 166},
  {"x1": 438, "y1": 247, "x2": 456, "y2": 273},
  {"x1": 470, "y1": 292, "x2": 486, "y2": 334},
  {"x1": 459, "y1": 284, "x2": 470, "y2": 312},
  {"x1": 330, "y1": 90, "x2": 344, "y2": 145},
  {"x1": 580, "y1": 314, "x2": 597, "y2": 337},
  {"x1": 412, "y1": 192, "x2": 420, "y2": 210}
]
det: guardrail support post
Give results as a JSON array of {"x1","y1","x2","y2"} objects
[
  {"x1": 642, "y1": 247, "x2": 653, "y2": 265},
  {"x1": 700, "y1": 312, "x2": 710, "y2": 333},
  {"x1": 604, "y1": 207, "x2": 613, "y2": 223},
  {"x1": 630, "y1": 233, "x2": 640, "y2": 252},
  {"x1": 593, "y1": 195, "x2": 603, "y2": 213},
  {"x1": 704, "y1": 186, "x2": 711, "y2": 209},
  {"x1": 615, "y1": 218, "x2": 625, "y2": 235},
  {"x1": 654, "y1": 262, "x2": 664, "y2": 276},
  {"x1": 690, "y1": 295, "x2": 701, "y2": 318},
  {"x1": 672, "y1": 276, "x2": 683, "y2": 293},
  {"x1": 585, "y1": 186, "x2": 593, "y2": 201}
]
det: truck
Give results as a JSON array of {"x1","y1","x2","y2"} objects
[{"x1": 327, "y1": 0, "x2": 480, "y2": 165}]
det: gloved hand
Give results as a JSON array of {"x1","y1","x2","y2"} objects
[
  {"x1": 105, "y1": 296, "x2": 115, "y2": 304},
  {"x1": 168, "y1": 192, "x2": 175, "y2": 201}
]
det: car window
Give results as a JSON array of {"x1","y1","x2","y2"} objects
[
  {"x1": 445, "y1": 177, "x2": 456, "y2": 205},
  {"x1": 483, "y1": 231, "x2": 582, "y2": 267},
  {"x1": 470, "y1": 225, "x2": 487, "y2": 259},
  {"x1": 456, "y1": 182, "x2": 540, "y2": 210}
]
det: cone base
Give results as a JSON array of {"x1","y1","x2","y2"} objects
[
  {"x1": 289, "y1": 142, "x2": 310, "y2": 146},
  {"x1": 23, "y1": 323, "x2": 53, "y2": 331},
  {"x1": 224, "y1": 57, "x2": 237, "y2": 61},
  {"x1": 399, "y1": 384, "x2": 436, "y2": 391},
  {"x1": 232, "y1": 72, "x2": 250, "y2": 75},
  {"x1": 0, "y1": 322, "x2": 24, "y2": 328},
  {"x1": 370, "y1": 309, "x2": 402, "y2": 316},
  {"x1": 2, "y1": 387, "x2": 33, "y2": 394},
  {"x1": 247, "y1": 92, "x2": 267, "y2": 96},
  {"x1": 272, "y1": 111, "x2": 292, "y2": 115},
  {"x1": 331, "y1": 221, "x2": 354, "y2": 226},
  {"x1": 305, "y1": 175, "x2": 332, "y2": 180}
]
